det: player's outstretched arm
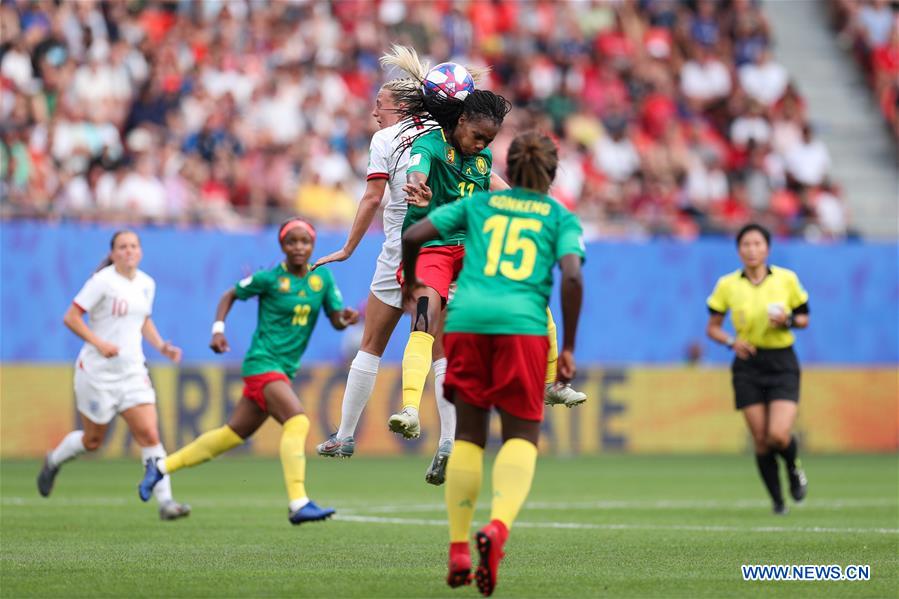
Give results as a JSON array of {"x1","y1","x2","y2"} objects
[
  {"x1": 63, "y1": 303, "x2": 119, "y2": 358},
  {"x1": 329, "y1": 308, "x2": 360, "y2": 331},
  {"x1": 489, "y1": 171, "x2": 509, "y2": 191},
  {"x1": 210, "y1": 288, "x2": 238, "y2": 353},
  {"x1": 403, "y1": 172, "x2": 432, "y2": 207},
  {"x1": 142, "y1": 317, "x2": 182, "y2": 363},
  {"x1": 558, "y1": 254, "x2": 583, "y2": 383},
  {"x1": 313, "y1": 178, "x2": 388, "y2": 271}
]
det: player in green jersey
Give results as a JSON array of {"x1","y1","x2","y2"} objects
[
  {"x1": 380, "y1": 50, "x2": 514, "y2": 447},
  {"x1": 401, "y1": 132, "x2": 585, "y2": 596},
  {"x1": 138, "y1": 218, "x2": 359, "y2": 526}
]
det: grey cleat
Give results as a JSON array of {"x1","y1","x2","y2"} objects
[
  {"x1": 316, "y1": 434, "x2": 355, "y2": 458},
  {"x1": 159, "y1": 500, "x2": 191, "y2": 521},
  {"x1": 425, "y1": 439, "x2": 454, "y2": 486},
  {"x1": 544, "y1": 382, "x2": 587, "y2": 408},
  {"x1": 37, "y1": 453, "x2": 60, "y2": 497},
  {"x1": 388, "y1": 407, "x2": 421, "y2": 439}
]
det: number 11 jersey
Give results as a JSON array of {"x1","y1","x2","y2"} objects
[{"x1": 403, "y1": 128, "x2": 492, "y2": 248}]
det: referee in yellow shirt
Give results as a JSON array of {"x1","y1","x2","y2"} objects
[{"x1": 706, "y1": 224, "x2": 810, "y2": 515}]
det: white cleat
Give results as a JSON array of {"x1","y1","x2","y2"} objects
[
  {"x1": 387, "y1": 407, "x2": 421, "y2": 439},
  {"x1": 159, "y1": 500, "x2": 191, "y2": 521},
  {"x1": 544, "y1": 382, "x2": 587, "y2": 408}
]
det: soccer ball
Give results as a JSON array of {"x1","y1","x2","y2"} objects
[{"x1": 422, "y1": 62, "x2": 475, "y2": 101}]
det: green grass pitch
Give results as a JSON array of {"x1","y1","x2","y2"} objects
[{"x1": 2, "y1": 454, "x2": 896, "y2": 597}]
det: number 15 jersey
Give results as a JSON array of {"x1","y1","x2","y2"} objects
[{"x1": 429, "y1": 188, "x2": 585, "y2": 336}]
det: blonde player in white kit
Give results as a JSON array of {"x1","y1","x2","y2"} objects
[
  {"x1": 313, "y1": 54, "x2": 458, "y2": 485},
  {"x1": 37, "y1": 231, "x2": 190, "y2": 520}
]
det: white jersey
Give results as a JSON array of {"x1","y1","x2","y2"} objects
[
  {"x1": 73, "y1": 265, "x2": 155, "y2": 382},
  {"x1": 366, "y1": 119, "x2": 425, "y2": 248}
]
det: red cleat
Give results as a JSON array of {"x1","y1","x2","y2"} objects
[
  {"x1": 474, "y1": 520, "x2": 508, "y2": 597},
  {"x1": 447, "y1": 541, "x2": 472, "y2": 588}
]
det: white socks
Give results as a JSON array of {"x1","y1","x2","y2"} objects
[
  {"x1": 141, "y1": 444, "x2": 173, "y2": 504},
  {"x1": 336, "y1": 351, "x2": 381, "y2": 439},
  {"x1": 48, "y1": 430, "x2": 87, "y2": 468},
  {"x1": 432, "y1": 358, "x2": 456, "y2": 444},
  {"x1": 289, "y1": 497, "x2": 310, "y2": 512},
  {"x1": 336, "y1": 352, "x2": 455, "y2": 442}
]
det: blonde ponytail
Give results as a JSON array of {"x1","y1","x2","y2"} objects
[
  {"x1": 380, "y1": 45, "x2": 429, "y2": 82},
  {"x1": 379, "y1": 44, "x2": 490, "y2": 86}
]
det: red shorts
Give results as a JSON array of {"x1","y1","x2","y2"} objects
[
  {"x1": 242, "y1": 372, "x2": 290, "y2": 412},
  {"x1": 444, "y1": 333, "x2": 549, "y2": 422},
  {"x1": 397, "y1": 245, "x2": 465, "y2": 302}
]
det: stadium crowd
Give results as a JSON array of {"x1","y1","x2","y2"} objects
[
  {"x1": 0, "y1": 0, "x2": 850, "y2": 240},
  {"x1": 830, "y1": 0, "x2": 899, "y2": 140}
]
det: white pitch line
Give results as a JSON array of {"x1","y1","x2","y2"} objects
[
  {"x1": 3, "y1": 497, "x2": 897, "y2": 535},
  {"x1": 358, "y1": 497, "x2": 899, "y2": 513},
  {"x1": 335, "y1": 514, "x2": 899, "y2": 536}
]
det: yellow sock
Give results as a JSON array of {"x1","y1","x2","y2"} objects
[
  {"x1": 163, "y1": 425, "x2": 243, "y2": 474},
  {"x1": 280, "y1": 414, "x2": 310, "y2": 502},
  {"x1": 545, "y1": 308, "x2": 558, "y2": 385},
  {"x1": 490, "y1": 438, "x2": 538, "y2": 530},
  {"x1": 445, "y1": 440, "x2": 484, "y2": 543},
  {"x1": 402, "y1": 331, "x2": 434, "y2": 411}
]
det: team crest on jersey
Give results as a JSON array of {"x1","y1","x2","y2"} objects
[
  {"x1": 445, "y1": 147, "x2": 456, "y2": 164},
  {"x1": 278, "y1": 277, "x2": 291, "y2": 292},
  {"x1": 475, "y1": 156, "x2": 488, "y2": 175},
  {"x1": 308, "y1": 275, "x2": 323, "y2": 292}
]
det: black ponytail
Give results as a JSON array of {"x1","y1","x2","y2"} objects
[{"x1": 393, "y1": 88, "x2": 512, "y2": 145}]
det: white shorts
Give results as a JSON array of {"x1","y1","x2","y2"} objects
[
  {"x1": 74, "y1": 366, "x2": 156, "y2": 425},
  {"x1": 370, "y1": 241, "x2": 402, "y2": 309}
]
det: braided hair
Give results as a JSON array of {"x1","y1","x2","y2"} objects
[
  {"x1": 379, "y1": 45, "x2": 510, "y2": 149},
  {"x1": 506, "y1": 132, "x2": 559, "y2": 194}
]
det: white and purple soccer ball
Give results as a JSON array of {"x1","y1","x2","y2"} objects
[{"x1": 422, "y1": 62, "x2": 475, "y2": 101}]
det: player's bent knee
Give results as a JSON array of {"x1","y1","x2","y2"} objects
[
  {"x1": 412, "y1": 296, "x2": 431, "y2": 332},
  {"x1": 766, "y1": 432, "x2": 790, "y2": 449}
]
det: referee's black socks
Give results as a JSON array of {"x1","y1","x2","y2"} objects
[
  {"x1": 755, "y1": 452, "x2": 784, "y2": 506},
  {"x1": 776, "y1": 436, "x2": 799, "y2": 471}
]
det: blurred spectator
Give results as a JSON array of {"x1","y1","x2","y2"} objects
[
  {"x1": 0, "y1": 0, "x2": 848, "y2": 239},
  {"x1": 858, "y1": 0, "x2": 895, "y2": 47},
  {"x1": 731, "y1": 102, "x2": 772, "y2": 149},
  {"x1": 832, "y1": 0, "x2": 899, "y2": 138},
  {"x1": 784, "y1": 125, "x2": 832, "y2": 188},
  {"x1": 680, "y1": 44, "x2": 732, "y2": 111},
  {"x1": 738, "y1": 49, "x2": 789, "y2": 106},
  {"x1": 593, "y1": 117, "x2": 640, "y2": 183}
]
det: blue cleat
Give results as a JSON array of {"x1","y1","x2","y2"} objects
[
  {"x1": 288, "y1": 500, "x2": 336, "y2": 525},
  {"x1": 138, "y1": 458, "x2": 164, "y2": 502}
]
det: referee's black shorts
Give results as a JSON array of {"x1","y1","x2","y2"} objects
[{"x1": 731, "y1": 347, "x2": 800, "y2": 410}]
